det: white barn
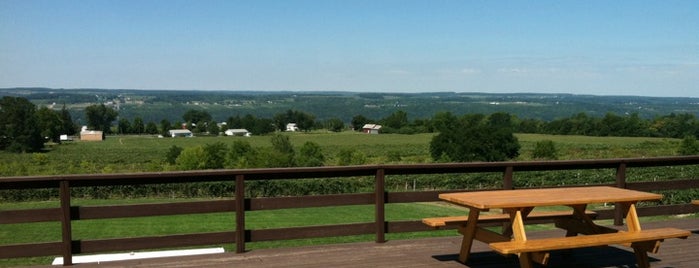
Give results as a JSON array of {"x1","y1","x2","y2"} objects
[
  {"x1": 225, "y1": 129, "x2": 251, "y2": 137},
  {"x1": 362, "y1": 124, "x2": 382, "y2": 134},
  {"x1": 168, "y1": 129, "x2": 193, "y2": 138},
  {"x1": 286, "y1": 123, "x2": 299, "y2": 132}
]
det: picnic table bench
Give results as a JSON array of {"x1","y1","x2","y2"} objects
[
  {"x1": 423, "y1": 209, "x2": 597, "y2": 228},
  {"x1": 430, "y1": 186, "x2": 691, "y2": 268}
]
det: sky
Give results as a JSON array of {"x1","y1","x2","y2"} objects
[{"x1": 1, "y1": 0, "x2": 698, "y2": 97}]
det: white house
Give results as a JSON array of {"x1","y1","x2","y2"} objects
[
  {"x1": 168, "y1": 129, "x2": 193, "y2": 138},
  {"x1": 286, "y1": 123, "x2": 299, "y2": 132},
  {"x1": 225, "y1": 129, "x2": 251, "y2": 137},
  {"x1": 362, "y1": 124, "x2": 382, "y2": 134}
]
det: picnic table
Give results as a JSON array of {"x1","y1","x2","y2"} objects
[{"x1": 434, "y1": 186, "x2": 690, "y2": 268}]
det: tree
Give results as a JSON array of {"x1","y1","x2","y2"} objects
[
  {"x1": 381, "y1": 110, "x2": 409, "y2": 129},
  {"x1": 132, "y1": 117, "x2": 145, "y2": 134},
  {"x1": 202, "y1": 142, "x2": 227, "y2": 169},
  {"x1": 351, "y1": 115, "x2": 370, "y2": 131},
  {"x1": 517, "y1": 118, "x2": 543, "y2": 133},
  {"x1": 206, "y1": 121, "x2": 220, "y2": 135},
  {"x1": 226, "y1": 140, "x2": 260, "y2": 168},
  {"x1": 84, "y1": 104, "x2": 118, "y2": 134},
  {"x1": 145, "y1": 122, "x2": 159, "y2": 134},
  {"x1": 652, "y1": 113, "x2": 698, "y2": 138},
  {"x1": 0, "y1": 96, "x2": 44, "y2": 152},
  {"x1": 176, "y1": 146, "x2": 207, "y2": 170},
  {"x1": 336, "y1": 149, "x2": 367, "y2": 166},
  {"x1": 241, "y1": 115, "x2": 275, "y2": 135},
  {"x1": 430, "y1": 116, "x2": 520, "y2": 162},
  {"x1": 59, "y1": 104, "x2": 77, "y2": 136},
  {"x1": 267, "y1": 134, "x2": 295, "y2": 167},
  {"x1": 117, "y1": 118, "x2": 131, "y2": 134},
  {"x1": 36, "y1": 106, "x2": 63, "y2": 143},
  {"x1": 532, "y1": 140, "x2": 558, "y2": 160},
  {"x1": 274, "y1": 110, "x2": 315, "y2": 131},
  {"x1": 182, "y1": 109, "x2": 212, "y2": 126},
  {"x1": 678, "y1": 136, "x2": 699, "y2": 155},
  {"x1": 487, "y1": 112, "x2": 514, "y2": 130},
  {"x1": 325, "y1": 118, "x2": 345, "y2": 132},
  {"x1": 165, "y1": 145, "x2": 183, "y2": 164},
  {"x1": 297, "y1": 141, "x2": 325, "y2": 167},
  {"x1": 431, "y1": 112, "x2": 458, "y2": 132},
  {"x1": 160, "y1": 119, "x2": 172, "y2": 136}
]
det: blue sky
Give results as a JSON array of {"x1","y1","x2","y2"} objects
[{"x1": 1, "y1": 0, "x2": 697, "y2": 97}]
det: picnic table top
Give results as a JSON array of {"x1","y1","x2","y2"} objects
[{"x1": 439, "y1": 186, "x2": 662, "y2": 210}]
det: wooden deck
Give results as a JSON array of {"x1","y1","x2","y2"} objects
[{"x1": 34, "y1": 218, "x2": 699, "y2": 268}]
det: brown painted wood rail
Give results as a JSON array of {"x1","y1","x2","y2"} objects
[{"x1": 1, "y1": 156, "x2": 699, "y2": 265}]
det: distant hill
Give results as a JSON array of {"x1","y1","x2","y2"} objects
[{"x1": 2, "y1": 87, "x2": 698, "y2": 124}]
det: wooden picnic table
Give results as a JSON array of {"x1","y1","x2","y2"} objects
[{"x1": 438, "y1": 186, "x2": 690, "y2": 268}]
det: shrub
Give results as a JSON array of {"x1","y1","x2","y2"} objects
[
  {"x1": 176, "y1": 146, "x2": 207, "y2": 170},
  {"x1": 678, "y1": 135, "x2": 699, "y2": 155},
  {"x1": 430, "y1": 121, "x2": 520, "y2": 162},
  {"x1": 165, "y1": 145, "x2": 183, "y2": 164},
  {"x1": 297, "y1": 141, "x2": 325, "y2": 167},
  {"x1": 533, "y1": 140, "x2": 558, "y2": 160}
]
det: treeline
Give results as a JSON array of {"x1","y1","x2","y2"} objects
[
  {"x1": 102, "y1": 108, "x2": 699, "y2": 139},
  {"x1": 351, "y1": 111, "x2": 699, "y2": 139},
  {"x1": 0, "y1": 97, "x2": 76, "y2": 152}
]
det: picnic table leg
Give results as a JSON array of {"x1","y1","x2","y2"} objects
[
  {"x1": 632, "y1": 246, "x2": 651, "y2": 268},
  {"x1": 457, "y1": 208, "x2": 481, "y2": 263},
  {"x1": 503, "y1": 207, "x2": 533, "y2": 238},
  {"x1": 518, "y1": 253, "x2": 535, "y2": 268},
  {"x1": 624, "y1": 203, "x2": 641, "y2": 232},
  {"x1": 510, "y1": 208, "x2": 548, "y2": 268},
  {"x1": 623, "y1": 202, "x2": 654, "y2": 268}
]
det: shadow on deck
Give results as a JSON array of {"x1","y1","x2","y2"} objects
[{"x1": 37, "y1": 218, "x2": 699, "y2": 268}]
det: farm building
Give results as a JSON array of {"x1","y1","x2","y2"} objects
[
  {"x1": 286, "y1": 123, "x2": 299, "y2": 132},
  {"x1": 168, "y1": 129, "x2": 193, "y2": 138},
  {"x1": 225, "y1": 129, "x2": 251, "y2": 137},
  {"x1": 80, "y1": 130, "x2": 103, "y2": 141},
  {"x1": 362, "y1": 124, "x2": 382, "y2": 134}
]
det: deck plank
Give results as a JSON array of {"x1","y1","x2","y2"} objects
[{"x1": 36, "y1": 218, "x2": 699, "y2": 268}]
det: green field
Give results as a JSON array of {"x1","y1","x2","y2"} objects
[{"x1": 0, "y1": 131, "x2": 684, "y2": 176}]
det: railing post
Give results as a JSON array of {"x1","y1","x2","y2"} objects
[
  {"x1": 375, "y1": 168, "x2": 386, "y2": 243},
  {"x1": 503, "y1": 166, "x2": 514, "y2": 190},
  {"x1": 614, "y1": 163, "x2": 627, "y2": 226},
  {"x1": 235, "y1": 174, "x2": 246, "y2": 253},
  {"x1": 59, "y1": 180, "x2": 72, "y2": 266}
]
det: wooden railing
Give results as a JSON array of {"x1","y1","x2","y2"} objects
[{"x1": 2, "y1": 156, "x2": 699, "y2": 265}]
